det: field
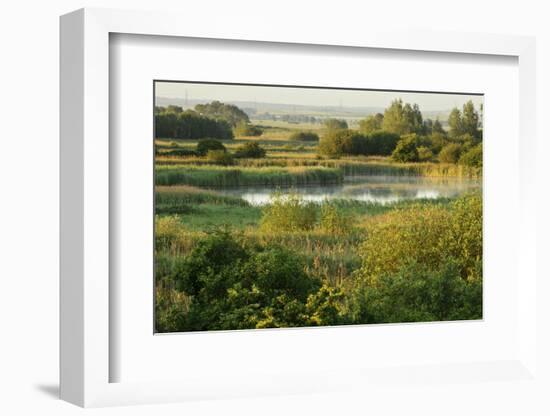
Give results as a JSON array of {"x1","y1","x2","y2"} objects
[{"x1": 154, "y1": 94, "x2": 483, "y2": 333}]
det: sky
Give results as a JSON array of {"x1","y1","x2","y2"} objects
[{"x1": 155, "y1": 81, "x2": 483, "y2": 112}]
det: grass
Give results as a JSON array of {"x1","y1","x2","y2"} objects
[
  {"x1": 155, "y1": 165, "x2": 344, "y2": 187},
  {"x1": 155, "y1": 193, "x2": 456, "y2": 284}
]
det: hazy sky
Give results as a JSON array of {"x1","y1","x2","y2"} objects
[{"x1": 155, "y1": 81, "x2": 483, "y2": 112}]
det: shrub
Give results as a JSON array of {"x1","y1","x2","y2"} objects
[
  {"x1": 459, "y1": 143, "x2": 482, "y2": 168},
  {"x1": 155, "y1": 109, "x2": 234, "y2": 140},
  {"x1": 234, "y1": 142, "x2": 266, "y2": 158},
  {"x1": 366, "y1": 131, "x2": 400, "y2": 155},
  {"x1": 356, "y1": 193, "x2": 482, "y2": 282},
  {"x1": 165, "y1": 230, "x2": 322, "y2": 331},
  {"x1": 289, "y1": 131, "x2": 320, "y2": 142},
  {"x1": 260, "y1": 192, "x2": 317, "y2": 232},
  {"x1": 206, "y1": 150, "x2": 234, "y2": 165},
  {"x1": 417, "y1": 146, "x2": 434, "y2": 162},
  {"x1": 350, "y1": 260, "x2": 482, "y2": 324},
  {"x1": 319, "y1": 129, "x2": 367, "y2": 157},
  {"x1": 196, "y1": 139, "x2": 226, "y2": 156},
  {"x1": 392, "y1": 135, "x2": 419, "y2": 162},
  {"x1": 234, "y1": 120, "x2": 262, "y2": 137},
  {"x1": 439, "y1": 143, "x2": 463, "y2": 163}
]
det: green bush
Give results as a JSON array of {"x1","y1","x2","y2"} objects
[
  {"x1": 459, "y1": 143, "x2": 482, "y2": 168},
  {"x1": 391, "y1": 135, "x2": 419, "y2": 162},
  {"x1": 289, "y1": 131, "x2": 320, "y2": 142},
  {"x1": 319, "y1": 129, "x2": 367, "y2": 157},
  {"x1": 350, "y1": 260, "x2": 482, "y2": 324},
  {"x1": 196, "y1": 139, "x2": 226, "y2": 156},
  {"x1": 260, "y1": 192, "x2": 317, "y2": 232},
  {"x1": 163, "y1": 230, "x2": 322, "y2": 331},
  {"x1": 439, "y1": 143, "x2": 463, "y2": 163},
  {"x1": 417, "y1": 146, "x2": 434, "y2": 162},
  {"x1": 234, "y1": 120, "x2": 262, "y2": 137},
  {"x1": 234, "y1": 142, "x2": 266, "y2": 158},
  {"x1": 206, "y1": 150, "x2": 234, "y2": 165}
]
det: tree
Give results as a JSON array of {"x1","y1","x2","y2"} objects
[
  {"x1": 391, "y1": 135, "x2": 419, "y2": 162},
  {"x1": 448, "y1": 108, "x2": 463, "y2": 138},
  {"x1": 359, "y1": 113, "x2": 384, "y2": 134},
  {"x1": 461, "y1": 100, "x2": 480, "y2": 138},
  {"x1": 289, "y1": 131, "x2": 320, "y2": 142},
  {"x1": 448, "y1": 101, "x2": 481, "y2": 139},
  {"x1": 382, "y1": 99, "x2": 424, "y2": 135},
  {"x1": 233, "y1": 120, "x2": 262, "y2": 137},
  {"x1": 459, "y1": 143, "x2": 482, "y2": 168},
  {"x1": 432, "y1": 119, "x2": 446, "y2": 135},
  {"x1": 234, "y1": 142, "x2": 266, "y2": 158},
  {"x1": 323, "y1": 118, "x2": 348, "y2": 132},
  {"x1": 194, "y1": 100, "x2": 250, "y2": 127},
  {"x1": 196, "y1": 139, "x2": 226, "y2": 156},
  {"x1": 319, "y1": 129, "x2": 367, "y2": 157}
]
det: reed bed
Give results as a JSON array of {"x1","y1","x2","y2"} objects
[{"x1": 155, "y1": 165, "x2": 344, "y2": 187}]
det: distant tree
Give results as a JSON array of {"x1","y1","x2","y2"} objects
[
  {"x1": 165, "y1": 105, "x2": 183, "y2": 114},
  {"x1": 233, "y1": 120, "x2": 262, "y2": 137},
  {"x1": 319, "y1": 129, "x2": 365, "y2": 157},
  {"x1": 461, "y1": 101, "x2": 480, "y2": 138},
  {"x1": 382, "y1": 99, "x2": 424, "y2": 135},
  {"x1": 448, "y1": 101, "x2": 481, "y2": 139},
  {"x1": 289, "y1": 131, "x2": 320, "y2": 142},
  {"x1": 196, "y1": 139, "x2": 226, "y2": 156},
  {"x1": 234, "y1": 142, "x2": 266, "y2": 158},
  {"x1": 323, "y1": 118, "x2": 348, "y2": 132},
  {"x1": 432, "y1": 119, "x2": 446, "y2": 135},
  {"x1": 155, "y1": 109, "x2": 234, "y2": 140},
  {"x1": 195, "y1": 100, "x2": 250, "y2": 127},
  {"x1": 359, "y1": 113, "x2": 384, "y2": 134}
]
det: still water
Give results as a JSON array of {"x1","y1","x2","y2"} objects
[{"x1": 219, "y1": 175, "x2": 481, "y2": 206}]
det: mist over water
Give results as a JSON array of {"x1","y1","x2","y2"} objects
[{"x1": 219, "y1": 175, "x2": 481, "y2": 206}]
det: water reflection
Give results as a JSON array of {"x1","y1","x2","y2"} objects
[{"x1": 219, "y1": 175, "x2": 481, "y2": 206}]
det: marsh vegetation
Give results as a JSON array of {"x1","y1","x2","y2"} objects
[{"x1": 154, "y1": 91, "x2": 483, "y2": 332}]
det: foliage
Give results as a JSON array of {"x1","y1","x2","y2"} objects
[
  {"x1": 358, "y1": 113, "x2": 384, "y2": 134},
  {"x1": 196, "y1": 139, "x2": 226, "y2": 156},
  {"x1": 356, "y1": 193, "x2": 482, "y2": 281},
  {"x1": 323, "y1": 118, "x2": 348, "y2": 132},
  {"x1": 391, "y1": 135, "x2": 420, "y2": 162},
  {"x1": 382, "y1": 99, "x2": 424, "y2": 135},
  {"x1": 234, "y1": 142, "x2": 266, "y2": 158},
  {"x1": 350, "y1": 260, "x2": 482, "y2": 324},
  {"x1": 260, "y1": 192, "x2": 317, "y2": 232},
  {"x1": 417, "y1": 146, "x2": 434, "y2": 162},
  {"x1": 366, "y1": 131, "x2": 400, "y2": 155},
  {"x1": 194, "y1": 100, "x2": 250, "y2": 127},
  {"x1": 319, "y1": 202, "x2": 352, "y2": 235},
  {"x1": 234, "y1": 120, "x2": 262, "y2": 137},
  {"x1": 439, "y1": 143, "x2": 463, "y2": 163},
  {"x1": 158, "y1": 230, "x2": 324, "y2": 331},
  {"x1": 289, "y1": 131, "x2": 320, "y2": 141},
  {"x1": 448, "y1": 100, "x2": 481, "y2": 139},
  {"x1": 155, "y1": 108, "x2": 234, "y2": 140},
  {"x1": 459, "y1": 143, "x2": 483, "y2": 168},
  {"x1": 206, "y1": 150, "x2": 234, "y2": 165}
]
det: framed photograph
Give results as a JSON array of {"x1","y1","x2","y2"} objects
[{"x1": 60, "y1": 8, "x2": 539, "y2": 408}]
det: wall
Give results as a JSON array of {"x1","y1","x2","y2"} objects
[{"x1": 0, "y1": 1, "x2": 548, "y2": 415}]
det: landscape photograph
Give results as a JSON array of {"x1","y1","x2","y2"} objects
[{"x1": 154, "y1": 81, "x2": 483, "y2": 333}]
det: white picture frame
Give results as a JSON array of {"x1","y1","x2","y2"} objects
[{"x1": 60, "y1": 7, "x2": 539, "y2": 408}]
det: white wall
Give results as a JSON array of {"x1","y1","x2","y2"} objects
[{"x1": 0, "y1": 1, "x2": 548, "y2": 415}]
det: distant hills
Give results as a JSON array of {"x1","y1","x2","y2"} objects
[{"x1": 155, "y1": 96, "x2": 452, "y2": 122}]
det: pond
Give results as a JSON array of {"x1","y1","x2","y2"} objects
[{"x1": 218, "y1": 175, "x2": 481, "y2": 205}]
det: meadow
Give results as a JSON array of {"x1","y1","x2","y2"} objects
[{"x1": 154, "y1": 97, "x2": 483, "y2": 332}]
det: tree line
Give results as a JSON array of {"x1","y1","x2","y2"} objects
[{"x1": 318, "y1": 99, "x2": 483, "y2": 167}]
